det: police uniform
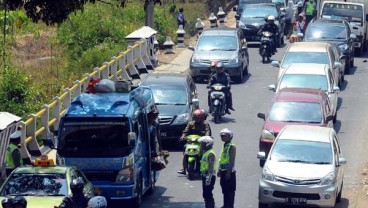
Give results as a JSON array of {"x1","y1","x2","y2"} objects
[
  {"x1": 201, "y1": 148, "x2": 216, "y2": 208},
  {"x1": 218, "y1": 142, "x2": 236, "y2": 208},
  {"x1": 305, "y1": 0, "x2": 316, "y2": 24},
  {"x1": 6, "y1": 131, "x2": 23, "y2": 175}
]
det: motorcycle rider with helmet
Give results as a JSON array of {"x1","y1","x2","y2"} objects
[
  {"x1": 58, "y1": 177, "x2": 90, "y2": 208},
  {"x1": 2, "y1": 196, "x2": 13, "y2": 208},
  {"x1": 87, "y1": 196, "x2": 107, "y2": 208},
  {"x1": 12, "y1": 196, "x2": 27, "y2": 208},
  {"x1": 208, "y1": 60, "x2": 218, "y2": 81},
  {"x1": 177, "y1": 109, "x2": 211, "y2": 175},
  {"x1": 207, "y1": 62, "x2": 234, "y2": 115},
  {"x1": 259, "y1": 15, "x2": 279, "y2": 54}
]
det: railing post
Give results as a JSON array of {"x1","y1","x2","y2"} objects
[
  {"x1": 209, "y1": 13, "x2": 218, "y2": 28},
  {"x1": 195, "y1": 18, "x2": 204, "y2": 37},
  {"x1": 217, "y1": 7, "x2": 226, "y2": 27},
  {"x1": 40, "y1": 104, "x2": 50, "y2": 140},
  {"x1": 163, "y1": 36, "x2": 175, "y2": 54},
  {"x1": 111, "y1": 56, "x2": 118, "y2": 79},
  {"x1": 52, "y1": 97, "x2": 61, "y2": 131},
  {"x1": 127, "y1": 46, "x2": 140, "y2": 80},
  {"x1": 141, "y1": 39, "x2": 154, "y2": 70},
  {"x1": 135, "y1": 40, "x2": 148, "y2": 74},
  {"x1": 63, "y1": 88, "x2": 72, "y2": 109},
  {"x1": 102, "y1": 62, "x2": 110, "y2": 79},
  {"x1": 19, "y1": 121, "x2": 32, "y2": 164},
  {"x1": 83, "y1": 74, "x2": 91, "y2": 91},
  {"x1": 176, "y1": 25, "x2": 186, "y2": 48},
  {"x1": 94, "y1": 67, "x2": 101, "y2": 79},
  {"x1": 73, "y1": 80, "x2": 82, "y2": 97},
  {"x1": 26, "y1": 115, "x2": 41, "y2": 157}
]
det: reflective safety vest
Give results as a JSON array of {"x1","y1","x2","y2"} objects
[
  {"x1": 6, "y1": 143, "x2": 23, "y2": 169},
  {"x1": 306, "y1": 2, "x2": 315, "y2": 16},
  {"x1": 200, "y1": 149, "x2": 216, "y2": 174},
  {"x1": 219, "y1": 142, "x2": 236, "y2": 171}
]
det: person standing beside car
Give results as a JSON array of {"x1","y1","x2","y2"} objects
[
  {"x1": 6, "y1": 130, "x2": 23, "y2": 176},
  {"x1": 304, "y1": 0, "x2": 316, "y2": 24}
]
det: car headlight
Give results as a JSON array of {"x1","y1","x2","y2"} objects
[
  {"x1": 228, "y1": 58, "x2": 239, "y2": 64},
  {"x1": 261, "y1": 129, "x2": 275, "y2": 141},
  {"x1": 319, "y1": 171, "x2": 336, "y2": 186},
  {"x1": 116, "y1": 167, "x2": 134, "y2": 182},
  {"x1": 262, "y1": 167, "x2": 275, "y2": 181},
  {"x1": 238, "y1": 21, "x2": 245, "y2": 29},
  {"x1": 172, "y1": 113, "x2": 189, "y2": 124},
  {"x1": 191, "y1": 55, "x2": 200, "y2": 63},
  {"x1": 339, "y1": 44, "x2": 348, "y2": 52}
]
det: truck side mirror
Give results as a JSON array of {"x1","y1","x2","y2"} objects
[{"x1": 128, "y1": 132, "x2": 137, "y2": 148}]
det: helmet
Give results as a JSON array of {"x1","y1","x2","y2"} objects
[
  {"x1": 193, "y1": 109, "x2": 206, "y2": 122},
  {"x1": 70, "y1": 177, "x2": 85, "y2": 194},
  {"x1": 198, "y1": 136, "x2": 214, "y2": 147},
  {"x1": 267, "y1": 15, "x2": 275, "y2": 21},
  {"x1": 210, "y1": 61, "x2": 218, "y2": 72},
  {"x1": 179, "y1": 7, "x2": 183, "y2": 13},
  {"x1": 215, "y1": 62, "x2": 224, "y2": 73},
  {"x1": 88, "y1": 196, "x2": 107, "y2": 208},
  {"x1": 220, "y1": 128, "x2": 233, "y2": 139},
  {"x1": 12, "y1": 196, "x2": 27, "y2": 208},
  {"x1": 2, "y1": 197, "x2": 13, "y2": 208},
  {"x1": 10, "y1": 131, "x2": 21, "y2": 141}
]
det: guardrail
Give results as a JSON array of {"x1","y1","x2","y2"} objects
[{"x1": 1, "y1": 37, "x2": 155, "y2": 162}]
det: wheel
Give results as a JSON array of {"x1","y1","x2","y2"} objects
[
  {"x1": 336, "y1": 181, "x2": 343, "y2": 203},
  {"x1": 147, "y1": 172, "x2": 155, "y2": 195},
  {"x1": 259, "y1": 159, "x2": 265, "y2": 167},
  {"x1": 344, "y1": 57, "x2": 351, "y2": 74},
  {"x1": 244, "y1": 59, "x2": 249, "y2": 75},
  {"x1": 333, "y1": 112, "x2": 337, "y2": 124},
  {"x1": 262, "y1": 50, "x2": 267, "y2": 64},
  {"x1": 235, "y1": 65, "x2": 243, "y2": 83},
  {"x1": 133, "y1": 176, "x2": 143, "y2": 208},
  {"x1": 258, "y1": 201, "x2": 268, "y2": 208},
  {"x1": 187, "y1": 162, "x2": 195, "y2": 180}
]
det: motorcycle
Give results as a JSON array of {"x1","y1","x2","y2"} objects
[
  {"x1": 259, "y1": 31, "x2": 274, "y2": 63},
  {"x1": 184, "y1": 134, "x2": 202, "y2": 180},
  {"x1": 209, "y1": 83, "x2": 227, "y2": 124}
]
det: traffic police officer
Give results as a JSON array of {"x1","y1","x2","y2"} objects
[
  {"x1": 6, "y1": 130, "x2": 23, "y2": 175},
  {"x1": 199, "y1": 136, "x2": 216, "y2": 208},
  {"x1": 305, "y1": 0, "x2": 316, "y2": 24},
  {"x1": 217, "y1": 128, "x2": 236, "y2": 208}
]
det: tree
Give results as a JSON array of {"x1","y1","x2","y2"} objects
[{"x1": 4, "y1": 0, "x2": 162, "y2": 26}]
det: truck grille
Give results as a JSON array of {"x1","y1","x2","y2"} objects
[
  {"x1": 273, "y1": 191, "x2": 320, "y2": 200},
  {"x1": 159, "y1": 116, "x2": 173, "y2": 125},
  {"x1": 83, "y1": 170, "x2": 118, "y2": 182}
]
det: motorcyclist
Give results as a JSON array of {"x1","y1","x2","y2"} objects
[
  {"x1": 207, "y1": 62, "x2": 234, "y2": 115},
  {"x1": 208, "y1": 60, "x2": 218, "y2": 82},
  {"x1": 58, "y1": 177, "x2": 90, "y2": 208},
  {"x1": 2, "y1": 196, "x2": 13, "y2": 208},
  {"x1": 259, "y1": 15, "x2": 279, "y2": 54},
  {"x1": 87, "y1": 196, "x2": 107, "y2": 208},
  {"x1": 12, "y1": 196, "x2": 27, "y2": 208},
  {"x1": 177, "y1": 109, "x2": 211, "y2": 175}
]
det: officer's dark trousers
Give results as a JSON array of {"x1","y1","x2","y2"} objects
[
  {"x1": 202, "y1": 175, "x2": 216, "y2": 208},
  {"x1": 220, "y1": 171, "x2": 236, "y2": 208}
]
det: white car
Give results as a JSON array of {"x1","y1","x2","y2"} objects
[
  {"x1": 257, "y1": 125, "x2": 346, "y2": 208},
  {"x1": 269, "y1": 63, "x2": 340, "y2": 122},
  {"x1": 271, "y1": 42, "x2": 344, "y2": 86}
]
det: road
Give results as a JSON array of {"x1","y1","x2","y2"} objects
[{"x1": 121, "y1": 41, "x2": 368, "y2": 208}]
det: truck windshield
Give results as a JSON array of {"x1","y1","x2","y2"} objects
[
  {"x1": 322, "y1": 3, "x2": 363, "y2": 22},
  {"x1": 58, "y1": 120, "x2": 131, "y2": 157}
]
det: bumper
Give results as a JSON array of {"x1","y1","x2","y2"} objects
[
  {"x1": 160, "y1": 123, "x2": 187, "y2": 141},
  {"x1": 92, "y1": 181, "x2": 135, "y2": 200},
  {"x1": 190, "y1": 64, "x2": 242, "y2": 79},
  {"x1": 259, "y1": 179, "x2": 338, "y2": 207}
]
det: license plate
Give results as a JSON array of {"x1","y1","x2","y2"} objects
[
  {"x1": 161, "y1": 132, "x2": 167, "y2": 137},
  {"x1": 285, "y1": 197, "x2": 307, "y2": 204}
]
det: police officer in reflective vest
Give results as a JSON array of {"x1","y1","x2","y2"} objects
[
  {"x1": 199, "y1": 136, "x2": 216, "y2": 208},
  {"x1": 304, "y1": 0, "x2": 316, "y2": 24},
  {"x1": 217, "y1": 128, "x2": 236, "y2": 208},
  {"x1": 6, "y1": 130, "x2": 23, "y2": 175}
]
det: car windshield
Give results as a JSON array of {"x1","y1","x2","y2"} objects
[
  {"x1": 281, "y1": 52, "x2": 329, "y2": 68},
  {"x1": 197, "y1": 36, "x2": 237, "y2": 51},
  {"x1": 272, "y1": 0, "x2": 285, "y2": 7},
  {"x1": 279, "y1": 74, "x2": 328, "y2": 91},
  {"x1": 270, "y1": 139, "x2": 333, "y2": 164},
  {"x1": 151, "y1": 85, "x2": 187, "y2": 105},
  {"x1": 322, "y1": 3, "x2": 363, "y2": 22},
  {"x1": 269, "y1": 101, "x2": 322, "y2": 123},
  {"x1": 305, "y1": 24, "x2": 347, "y2": 40},
  {"x1": 1, "y1": 173, "x2": 68, "y2": 196},
  {"x1": 241, "y1": 5, "x2": 278, "y2": 18},
  {"x1": 58, "y1": 119, "x2": 131, "y2": 157}
]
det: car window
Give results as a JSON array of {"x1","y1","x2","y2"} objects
[
  {"x1": 197, "y1": 36, "x2": 237, "y2": 51},
  {"x1": 279, "y1": 74, "x2": 328, "y2": 91},
  {"x1": 281, "y1": 52, "x2": 329, "y2": 68},
  {"x1": 241, "y1": 5, "x2": 278, "y2": 18},
  {"x1": 150, "y1": 85, "x2": 188, "y2": 105},
  {"x1": 270, "y1": 139, "x2": 333, "y2": 164},
  {"x1": 269, "y1": 101, "x2": 322, "y2": 123},
  {"x1": 305, "y1": 24, "x2": 347, "y2": 40}
]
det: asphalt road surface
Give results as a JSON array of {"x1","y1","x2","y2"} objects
[{"x1": 111, "y1": 40, "x2": 368, "y2": 208}]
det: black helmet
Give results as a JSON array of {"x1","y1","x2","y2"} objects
[
  {"x1": 13, "y1": 196, "x2": 27, "y2": 208},
  {"x1": 179, "y1": 7, "x2": 183, "y2": 13},
  {"x1": 2, "y1": 196, "x2": 13, "y2": 208},
  {"x1": 215, "y1": 62, "x2": 224, "y2": 73},
  {"x1": 70, "y1": 177, "x2": 85, "y2": 194}
]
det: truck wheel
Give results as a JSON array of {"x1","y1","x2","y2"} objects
[{"x1": 133, "y1": 176, "x2": 143, "y2": 208}]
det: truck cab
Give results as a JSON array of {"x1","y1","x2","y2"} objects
[{"x1": 55, "y1": 82, "x2": 158, "y2": 206}]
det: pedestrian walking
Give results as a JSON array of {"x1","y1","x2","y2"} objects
[
  {"x1": 177, "y1": 7, "x2": 186, "y2": 28},
  {"x1": 304, "y1": 0, "x2": 316, "y2": 24},
  {"x1": 6, "y1": 130, "x2": 23, "y2": 176},
  {"x1": 217, "y1": 128, "x2": 236, "y2": 208},
  {"x1": 199, "y1": 136, "x2": 216, "y2": 208}
]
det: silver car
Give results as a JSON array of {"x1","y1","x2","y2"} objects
[{"x1": 257, "y1": 125, "x2": 346, "y2": 208}]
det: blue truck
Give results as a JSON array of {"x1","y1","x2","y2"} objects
[{"x1": 55, "y1": 82, "x2": 159, "y2": 207}]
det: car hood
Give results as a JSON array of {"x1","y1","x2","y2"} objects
[
  {"x1": 157, "y1": 104, "x2": 189, "y2": 117},
  {"x1": 267, "y1": 161, "x2": 333, "y2": 179},
  {"x1": 194, "y1": 50, "x2": 238, "y2": 60},
  {"x1": 264, "y1": 121, "x2": 321, "y2": 134},
  {"x1": 239, "y1": 18, "x2": 266, "y2": 28},
  {"x1": 0, "y1": 196, "x2": 63, "y2": 208}
]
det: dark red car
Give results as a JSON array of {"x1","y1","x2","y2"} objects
[{"x1": 257, "y1": 88, "x2": 334, "y2": 166}]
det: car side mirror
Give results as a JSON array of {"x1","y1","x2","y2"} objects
[
  {"x1": 257, "y1": 112, "x2": 266, "y2": 120},
  {"x1": 188, "y1": 45, "x2": 195, "y2": 51},
  {"x1": 271, "y1": 61, "x2": 280, "y2": 67},
  {"x1": 338, "y1": 157, "x2": 347, "y2": 166},
  {"x1": 268, "y1": 84, "x2": 276, "y2": 92},
  {"x1": 333, "y1": 86, "x2": 340, "y2": 92},
  {"x1": 350, "y1": 34, "x2": 357, "y2": 40},
  {"x1": 340, "y1": 54, "x2": 346, "y2": 59},
  {"x1": 334, "y1": 61, "x2": 342, "y2": 69},
  {"x1": 233, "y1": 6, "x2": 237, "y2": 12},
  {"x1": 257, "y1": 152, "x2": 266, "y2": 160},
  {"x1": 128, "y1": 132, "x2": 137, "y2": 148},
  {"x1": 191, "y1": 98, "x2": 199, "y2": 107},
  {"x1": 326, "y1": 115, "x2": 334, "y2": 122}
]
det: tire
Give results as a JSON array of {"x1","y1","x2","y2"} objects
[
  {"x1": 147, "y1": 172, "x2": 155, "y2": 195},
  {"x1": 244, "y1": 59, "x2": 249, "y2": 75},
  {"x1": 133, "y1": 176, "x2": 143, "y2": 208},
  {"x1": 213, "y1": 106, "x2": 221, "y2": 124},
  {"x1": 259, "y1": 159, "x2": 265, "y2": 167},
  {"x1": 344, "y1": 57, "x2": 351, "y2": 74},
  {"x1": 333, "y1": 112, "x2": 337, "y2": 124},
  {"x1": 336, "y1": 181, "x2": 343, "y2": 203},
  {"x1": 261, "y1": 49, "x2": 267, "y2": 64},
  {"x1": 188, "y1": 162, "x2": 195, "y2": 180},
  {"x1": 258, "y1": 202, "x2": 268, "y2": 208},
  {"x1": 235, "y1": 65, "x2": 243, "y2": 83},
  {"x1": 356, "y1": 45, "x2": 363, "y2": 57}
]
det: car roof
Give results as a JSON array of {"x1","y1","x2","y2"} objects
[
  {"x1": 141, "y1": 73, "x2": 191, "y2": 86},
  {"x1": 12, "y1": 166, "x2": 71, "y2": 174},
  {"x1": 278, "y1": 125, "x2": 333, "y2": 143},
  {"x1": 311, "y1": 18, "x2": 346, "y2": 25},
  {"x1": 201, "y1": 28, "x2": 241, "y2": 36},
  {"x1": 284, "y1": 63, "x2": 329, "y2": 75},
  {"x1": 274, "y1": 88, "x2": 326, "y2": 103},
  {"x1": 287, "y1": 42, "x2": 331, "y2": 52}
]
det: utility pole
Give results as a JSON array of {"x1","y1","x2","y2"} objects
[{"x1": 145, "y1": 0, "x2": 154, "y2": 28}]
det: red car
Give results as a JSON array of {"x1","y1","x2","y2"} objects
[{"x1": 257, "y1": 88, "x2": 334, "y2": 166}]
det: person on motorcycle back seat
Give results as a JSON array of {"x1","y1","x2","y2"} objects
[
  {"x1": 207, "y1": 62, "x2": 235, "y2": 115},
  {"x1": 177, "y1": 109, "x2": 211, "y2": 175},
  {"x1": 259, "y1": 15, "x2": 278, "y2": 54}
]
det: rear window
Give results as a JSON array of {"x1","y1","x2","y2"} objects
[
  {"x1": 279, "y1": 74, "x2": 328, "y2": 91},
  {"x1": 281, "y1": 52, "x2": 329, "y2": 68},
  {"x1": 269, "y1": 101, "x2": 322, "y2": 123}
]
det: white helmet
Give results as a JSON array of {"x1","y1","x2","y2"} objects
[
  {"x1": 220, "y1": 128, "x2": 233, "y2": 139},
  {"x1": 198, "y1": 136, "x2": 214, "y2": 147},
  {"x1": 88, "y1": 196, "x2": 107, "y2": 208},
  {"x1": 267, "y1": 15, "x2": 275, "y2": 21}
]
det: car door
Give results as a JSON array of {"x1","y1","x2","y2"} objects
[{"x1": 328, "y1": 47, "x2": 341, "y2": 84}]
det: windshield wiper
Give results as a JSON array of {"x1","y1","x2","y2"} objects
[
  {"x1": 222, "y1": 49, "x2": 236, "y2": 51},
  {"x1": 305, "y1": 121, "x2": 320, "y2": 123},
  {"x1": 282, "y1": 120, "x2": 304, "y2": 123},
  {"x1": 48, "y1": 193, "x2": 66, "y2": 196},
  {"x1": 279, "y1": 159, "x2": 311, "y2": 163},
  {"x1": 155, "y1": 103, "x2": 171, "y2": 105},
  {"x1": 10, "y1": 193, "x2": 36, "y2": 196},
  {"x1": 172, "y1": 103, "x2": 186, "y2": 105},
  {"x1": 311, "y1": 161, "x2": 331, "y2": 164}
]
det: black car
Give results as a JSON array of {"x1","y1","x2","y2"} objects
[
  {"x1": 237, "y1": 3, "x2": 285, "y2": 45},
  {"x1": 304, "y1": 18, "x2": 356, "y2": 74},
  {"x1": 141, "y1": 73, "x2": 198, "y2": 144}
]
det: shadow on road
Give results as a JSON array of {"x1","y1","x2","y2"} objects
[
  {"x1": 334, "y1": 120, "x2": 342, "y2": 134},
  {"x1": 337, "y1": 97, "x2": 343, "y2": 111},
  {"x1": 347, "y1": 66, "x2": 357, "y2": 75},
  {"x1": 339, "y1": 80, "x2": 348, "y2": 91}
]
